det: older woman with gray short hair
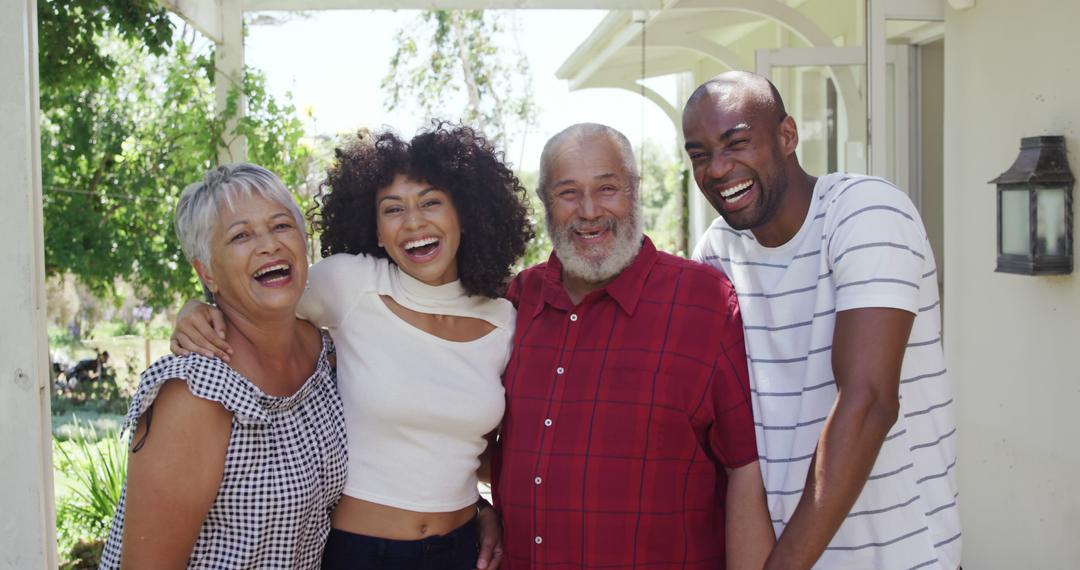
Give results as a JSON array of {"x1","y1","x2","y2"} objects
[{"x1": 100, "y1": 163, "x2": 347, "y2": 569}]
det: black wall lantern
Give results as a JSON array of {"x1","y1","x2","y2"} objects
[{"x1": 990, "y1": 136, "x2": 1074, "y2": 275}]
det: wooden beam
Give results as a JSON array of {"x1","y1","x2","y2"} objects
[
  {"x1": 566, "y1": 14, "x2": 650, "y2": 91},
  {"x1": 885, "y1": 0, "x2": 944, "y2": 22},
  {"x1": 243, "y1": 0, "x2": 663, "y2": 10},
  {"x1": 648, "y1": 31, "x2": 750, "y2": 71},
  {"x1": 557, "y1": 12, "x2": 629, "y2": 81},
  {"x1": 215, "y1": 0, "x2": 247, "y2": 162},
  {"x1": 0, "y1": 0, "x2": 57, "y2": 567},
  {"x1": 577, "y1": 53, "x2": 694, "y2": 88},
  {"x1": 158, "y1": 0, "x2": 223, "y2": 43},
  {"x1": 561, "y1": 0, "x2": 686, "y2": 90}
]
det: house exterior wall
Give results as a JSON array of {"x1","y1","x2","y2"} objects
[{"x1": 944, "y1": 0, "x2": 1080, "y2": 566}]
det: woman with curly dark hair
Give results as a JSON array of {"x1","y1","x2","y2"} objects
[
  {"x1": 171, "y1": 123, "x2": 532, "y2": 569},
  {"x1": 317, "y1": 125, "x2": 531, "y2": 299}
]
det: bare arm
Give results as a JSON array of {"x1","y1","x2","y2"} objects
[
  {"x1": 477, "y1": 429, "x2": 498, "y2": 484},
  {"x1": 475, "y1": 500, "x2": 504, "y2": 570},
  {"x1": 725, "y1": 461, "x2": 775, "y2": 569},
  {"x1": 169, "y1": 299, "x2": 232, "y2": 362},
  {"x1": 763, "y1": 307, "x2": 912, "y2": 570},
  {"x1": 475, "y1": 429, "x2": 503, "y2": 569},
  {"x1": 120, "y1": 379, "x2": 233, "y2": 568}
]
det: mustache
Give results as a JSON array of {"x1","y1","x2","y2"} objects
[{"x1": 564, "y1": 218, "x2": 617, "y2": 234}]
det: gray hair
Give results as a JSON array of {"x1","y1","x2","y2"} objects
[
  {"x1": 174, "y1": 163, "x2": 306, "y2": 268},
  {"x1": 536, "y1": 123, "x2": 640, "y2": 206}
]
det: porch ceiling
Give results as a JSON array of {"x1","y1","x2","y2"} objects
[
  {"x1": 556, "y1": 8, "x2": 763, "y2": 91},
  {"x1": 555, "y1": 2, "x2": 944, "y2": 91}
]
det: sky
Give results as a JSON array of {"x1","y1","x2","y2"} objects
[{"x1": 242, "y1": 10, "x2": 679, "y2": 172}]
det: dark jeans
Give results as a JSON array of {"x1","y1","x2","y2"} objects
[{"x1": 321, "y1": 517, "x2": 479, "y2": 570}]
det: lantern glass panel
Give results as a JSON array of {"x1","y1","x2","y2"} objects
[
  {"x1": 1035, "y1": 187, "x2": 1067, "y2": 256},
  {"x1": 1001, "y1": 188, "x2": 1030, "y2": 255}
]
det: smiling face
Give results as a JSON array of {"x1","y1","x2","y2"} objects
[
  {"x1": 195, "y1": 193, "x2": 308, "y2": 319},
  {"x1": 682, "y1": 87, "x2": 797, "y2": 236},
  {"x1": 375, "y1": 173, "x2": 461, "y2": 286},
  {"x1": 544, "y1": 134, "x2": 642, "y2": 285}
]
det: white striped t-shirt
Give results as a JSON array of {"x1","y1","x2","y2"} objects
[{"x1": 693, "y1": 173, "x2": 961, "y2": 569}]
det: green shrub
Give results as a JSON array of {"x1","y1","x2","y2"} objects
[
  {"x1": 54, "y1": 421, "x2": 127, "y2": 559},
  {"x1": 52, "y1": 411, "x2": 124, "y2": 442},
  {"x1": 48, "y1": 327, "x2": 79, "y2": 350},
  {"x1": 59, "y1": 538, "x2": 105, "y2": 570},
  {"x1": 147, "y1": 322, "x2": 174, "y2": 340}
]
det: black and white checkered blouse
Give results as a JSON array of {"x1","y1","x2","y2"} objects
[{"x1": 100, "y1": 331, "x2": 347, "y2": 569}]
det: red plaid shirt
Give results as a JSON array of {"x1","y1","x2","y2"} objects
[{"x1": 494, "y1": 238, "x2": 758, "y2": 569}]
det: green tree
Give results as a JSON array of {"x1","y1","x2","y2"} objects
[
  {"x1": 514, "y1": 170, "x2": 552, "y2": 269},
  {"x1": 382, "y1": 10, "x2": 537, "y2": 151},
  {"x1": 37, "y1": 0, "x2": 173, "y2": 96},
  {"x1": 637, "y1": 140, "x2": 689, "y2": 256},
  {"x1": 38, "y1": 3, "x2": 312, "y2": 309}
]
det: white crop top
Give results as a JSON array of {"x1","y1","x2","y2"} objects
[{"x1": 297, "y1": 253, "x2": 512, "y2": 512}]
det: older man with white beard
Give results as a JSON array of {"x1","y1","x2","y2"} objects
[{"x1": 492, "y1": 123, "x2": 774, "y2": 569}]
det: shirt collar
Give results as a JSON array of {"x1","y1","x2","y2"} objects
[{"x1": 536, "y1": 236, "x2": 658, "y2": 317}]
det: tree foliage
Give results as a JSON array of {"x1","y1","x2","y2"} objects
[
  {"x1": 37, "y1": 0, "x2": 173, "y2": 95},
  {"x1": 382, "y1": 10, "x2": 537, "y2": 151},
  {"x1": 638, "y1": 141, "x2": 689, "y2": 256},
  {"x1": 38, "y1": 2, "x2": 311, "y2": 309}
]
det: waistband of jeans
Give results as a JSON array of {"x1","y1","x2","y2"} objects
[{"x1": 328, "y1": 515, "x2": 478, "y2": 556}]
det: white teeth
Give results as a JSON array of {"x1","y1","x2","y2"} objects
[
  {"x1": 721, "y1": 180, "x2": 753, "y2": 198},
  {"x1": 253, "y1": 263, "x2": 289, "y2": 278},
  {"x1": 404, "y1": 237, "x2": 439, "y2": 250}
]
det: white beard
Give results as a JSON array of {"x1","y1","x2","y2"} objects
[{"x1": 548, "y1": 200, "x2": 644, "y2": 284}]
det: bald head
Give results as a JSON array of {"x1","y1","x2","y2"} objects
[
  {"x1": 683, "y1": 71, "x2": 787, "y2": 129},
  {"x1": 681, "y1": 71, "x2": 809, "y2": 241}
]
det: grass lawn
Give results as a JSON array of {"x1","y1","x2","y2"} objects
[{"x1": 53, "y1": 410, "x2": 125, "y2": 441}]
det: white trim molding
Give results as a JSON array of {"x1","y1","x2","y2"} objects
[
  {"x1": 243, "y1": 0, "x2": 664, "y2": 9},
  {"x1": 158, "y1": 0, "x2": 223, "y2": 43}
]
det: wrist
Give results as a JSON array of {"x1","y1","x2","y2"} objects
[{"x1": 764, "y1": 536, "x2": 813, "y2": 570}]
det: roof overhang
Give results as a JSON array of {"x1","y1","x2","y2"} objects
[{"x1": 556, "y1": 0, "x2": 945, "y2": 92}]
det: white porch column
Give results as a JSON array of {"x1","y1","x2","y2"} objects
[
  {"x1": 216, "y1": 0, "x2": 247, "y2": 163},
  {"x1": 0, "y1": 0, "x2": 58, "y2": 567}
]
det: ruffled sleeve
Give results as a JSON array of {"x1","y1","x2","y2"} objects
[{"x1": 123, "y1": 354, "x2": 270, "y2": 440}]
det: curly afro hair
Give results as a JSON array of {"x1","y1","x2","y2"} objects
[{"x1": 313, "y1": 122, "x2": 533, "y2": 299}]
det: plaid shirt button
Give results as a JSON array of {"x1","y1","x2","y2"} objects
[
  {"x1": 570, "y1": 314, "x2": 578, "y2": 321},
  {"x1": 534, "y1": 477, "x2": 542, "y2": 484},
  {"x1": 556, "y1": 366, "x2": 564, "y2": 374},
  {"x1": 535, "y1": 536, "x2": 543, "y2": 544},
  {"x1": 544, "y1": 418, "x2": 552, "y2": 427}
]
